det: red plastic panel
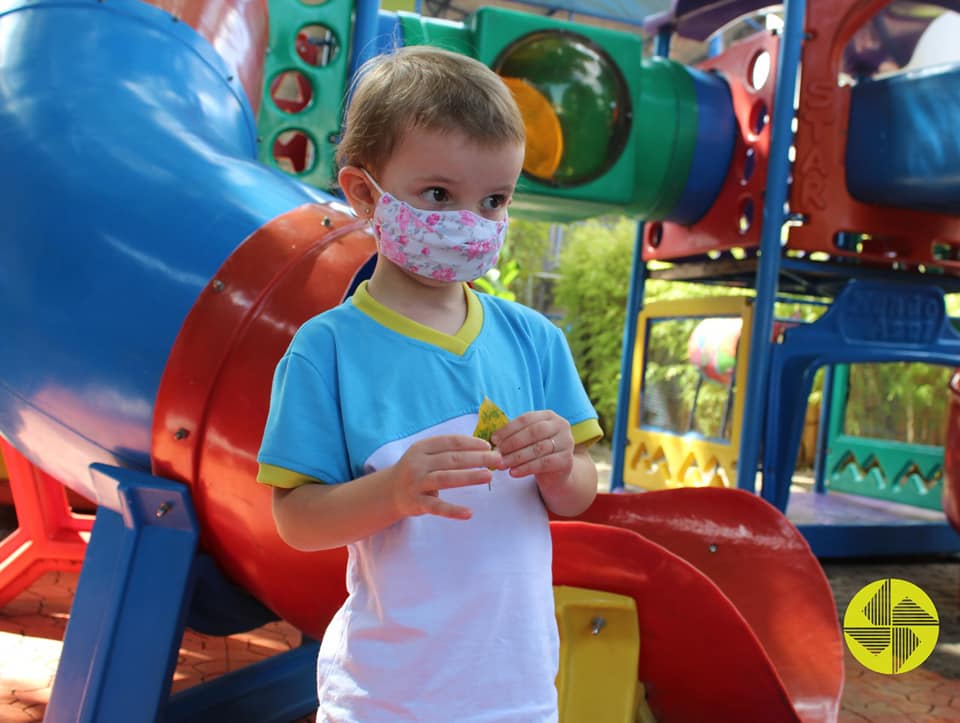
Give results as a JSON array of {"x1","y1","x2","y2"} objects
[
  {"x1": 144, "y1": 0, "x2": 268, "y2": 116},
  {"x1": 789, "y1": 0, "x2": 960, "y2": 271},
  {"x1": 643, "y1": 32, "x2": 778, "y2": 262},
  {"x1": 568, "y1": 489, "x2": 844, "y2": 722},
  {"x1": 152, "y1": 204, "x2": 376, "y2": 639},
  {"x1": 552, "y1": 520, "x2": 802, "y2": 722}
]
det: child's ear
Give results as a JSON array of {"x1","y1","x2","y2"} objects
[{"x1": 338, "y1": 166, "x2": 377, "y2": 219}]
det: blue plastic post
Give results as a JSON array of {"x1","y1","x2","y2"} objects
[
  {"x1": 166, "y1": 640, "x2": 320, "y2": 722},
  {"x1": 813, "y1": 364, "x2": 835, "y2": 493},
  {"x1": 609, "y1": 221, "x2": 647, "y2": 491},
  {"x1": 45, "y1": 465, "x2": 200, "y2": 723},
  {"x1": 350, "y1": 0, "x2": 382, "y2": 76},
  {"x1": 654, "y1": 26, "x2": 672, "y2": 57},
  {"x1": 736, "y1": 0, "x2": 806, "y2": 492}
]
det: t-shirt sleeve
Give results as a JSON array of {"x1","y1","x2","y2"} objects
[
  {"x1": 256, "y1": 349, "x2": 350, "y2": 487},
  {"x1": 543, "y1": 323, "x2": 603, "y2": 448}
]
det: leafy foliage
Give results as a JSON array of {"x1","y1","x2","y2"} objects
[
  {"x1": 554, "y1": 217, "x2": 635, "y2": 434},
  {"x1": 503, "y1": 215, "x2": 959, "y2": 451}
]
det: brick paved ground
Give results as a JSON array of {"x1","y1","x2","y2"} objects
[{"x1": 2, "y1": 559, "x2": 960, "y2": 722}]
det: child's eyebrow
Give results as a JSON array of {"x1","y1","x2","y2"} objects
[{"x1": 413, "y1": 174, "x2": 456, "y2": 186}]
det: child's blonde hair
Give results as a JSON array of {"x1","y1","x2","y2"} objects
[{"x1": 336, "y1": 45, "x2": 526, "y2": 173}]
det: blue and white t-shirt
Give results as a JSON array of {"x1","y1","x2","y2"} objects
[{"x1": 258, "y1": 281, "x2": 601, "y2": 722}]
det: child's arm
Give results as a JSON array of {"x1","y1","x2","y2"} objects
[
  {"x1": 491, "y1": 411, "x2": 598, "y2": 517},
  {"x1": 271, "y1": 434, "x2": 502, "y2": 551}
]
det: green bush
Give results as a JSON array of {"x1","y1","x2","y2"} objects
[{"x1": 554, "y1": 217, "x2": 635, "y2": 434}]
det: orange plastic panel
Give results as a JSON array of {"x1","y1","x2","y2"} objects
[
  {"x1": 143, "y1": 0, "x2": 268, "y2": 116},
  {"x1": 552, "y1": 519, "x2": 802, "y2": 722},
  {"x1": 567, "y1": 489, "x2": 844, "y2": 722},
  {"x1": 152, "y1": 203, "x2": 376, "y2": 639},
  {"x1": 0, "y1": 440, "x2": 92, "y2": 607},
  {"x1": 788, "y1": 0, "x2": 960, "y2": 270}
]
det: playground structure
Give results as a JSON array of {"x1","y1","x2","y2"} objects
[
  {"x1": 2, "y1": 0, "x2": 959, "y2": 719},
  {"x1": 608, "y1": 0, "x2": 960, "y2": 560}
]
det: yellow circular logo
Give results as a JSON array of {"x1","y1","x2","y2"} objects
[{"x1": 843, "y1": 578, "x2": 939, "y2": 674}]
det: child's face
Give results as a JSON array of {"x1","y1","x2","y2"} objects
[{"x1": 375, "y1": 126, "x2": 524, "y2": 222}]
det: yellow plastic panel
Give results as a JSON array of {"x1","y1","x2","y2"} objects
[
  {"x1": 554, "y1": 585, "x2": 640, "y2": 723},
  {"x1": 623, "y1": 296, "x2": 754, "y2": 491}
]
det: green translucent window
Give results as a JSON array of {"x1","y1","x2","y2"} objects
[{"x1": 494, "y1": 31, "x2": 632, "y2": 188}]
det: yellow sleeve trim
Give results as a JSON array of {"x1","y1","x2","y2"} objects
[
  {"x1": 572, "y1": 418, "x2": 603, "y2": 449},
  {"x1": 257, "y1": 463, "x2": 320, "y2": 489}
]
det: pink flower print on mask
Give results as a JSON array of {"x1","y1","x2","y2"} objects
[
  {"x1": 380, "y1": 236, "x2": 406, "y2": 266},
  {"x1": 432, "y1": 266, "x2": 457, "y2": 282},
  {"x1": 396, "y1": 204, "x2": 414, "y2": 232},
  {"x1": 465, "y1": 239, "x2": 494, "y2": 261},
  {"x1": 369, "y1": 182, "x2": 508, "y2": 283}
]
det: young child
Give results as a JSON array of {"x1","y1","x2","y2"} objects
[{"x1": 257, "y1": 45, "x2": 603, "y2": 722}]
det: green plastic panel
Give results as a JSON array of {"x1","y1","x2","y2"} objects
[
  {"x1": 397, "y1": 12, "x2": 473, "y2": 55},
  {"x1": 825, "y1": 365, "x2": 946, "y2": 511},
  {"x1": 641, "y1": 59, "x2": 699, "y2": 220},
  {"x1": 257, "y1": 0, "x2": 355, "y2": 189},
  {"x1": 469, "y1": 7, "x2": 697, "y2": 222}
]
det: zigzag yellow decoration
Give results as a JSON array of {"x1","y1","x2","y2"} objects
[{"x1": 622, "y1": 296, "x2": 753, "y2": 492}]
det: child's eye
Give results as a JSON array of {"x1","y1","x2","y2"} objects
[
  {"x1": 481, "y1": 194, "x2": 509, "y2": 211},
  {"x1": 421, "y1": 187, "x2": 449, "y2": 204}
]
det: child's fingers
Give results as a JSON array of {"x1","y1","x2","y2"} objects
[
  {"x1": 500, "y1": 435, "x2": 561, "y2": 469},
  {"x1": 426, "y1": 466, "x2": 494, "y2": 490},
  {"x1": 418, "y1": 434, "x2": 492, "y2": 454},
  {"x1": 429, "y1": 449, "x2": 502, "y2": 473},
  {"x1": 490, "y1": 412, "x2": 555, "y2": 452},
  {"x1": 422, "y1": 497, "x2": 474, "y2": 520},
  {"x1": 506, "y1": 452, "x2": 567, "y2": 479}
]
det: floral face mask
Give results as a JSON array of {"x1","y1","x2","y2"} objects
[{"x1": 363, "y1": 171, "x2": 507, "y2": 283}]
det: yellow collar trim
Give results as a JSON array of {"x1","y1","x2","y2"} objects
[{"x1": 351, "y1": 281, "x2": 482, "y2": 355}]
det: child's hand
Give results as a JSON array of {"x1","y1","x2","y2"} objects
[
  {"x1": 391, "y1": 435, "x2": 502, "y2": 520},
  {"x1": 490, "y1": 411, "x2": 574, "y2": 492}
]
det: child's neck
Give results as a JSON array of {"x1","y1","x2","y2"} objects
[{"x1": 367, "y1": 263, "x2": 468, "y2": 336}]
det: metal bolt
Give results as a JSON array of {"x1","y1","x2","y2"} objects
[
  {"x1": 211, "y1": 279, "x2": 225, "y2": 293},
  {"x1": 649, "y1": 223, "x2": 663, "y2": 249},
  {"x1": 322, "y1": 217, "x2": 333, "y2": 227},
  {"x1": 591, "y1": 616, "x2": 606, "y2": 635},
  {"x1": 174, "y1": 428, "x2": 189, "y2": 440},
  {"x1": 156, "y1": 501, "x2": 173, "y2": 518},
  {"x1": 708, "y1": 543, "x2": 719, "y2": 553}
]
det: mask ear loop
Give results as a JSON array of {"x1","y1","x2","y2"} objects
[{"x1": 359, "y1": 169, "x2": 385, "y2": 220}]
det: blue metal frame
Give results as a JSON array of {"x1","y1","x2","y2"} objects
[
  {"x1": 609, "y1": 22, "x2": 670, "y2": 490},
  {"x1": 609, "y1": 221, "x2": 646, "y2": 491},
  {"x1": 735, "y1": 0, "x2": 806, "y2": 493},
  {"x1": 44, "y1": 464, "x2": 318, "y2": 723},
  {"x1": 761, "y1": 279, "x2": 960, "y2": 556}
]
